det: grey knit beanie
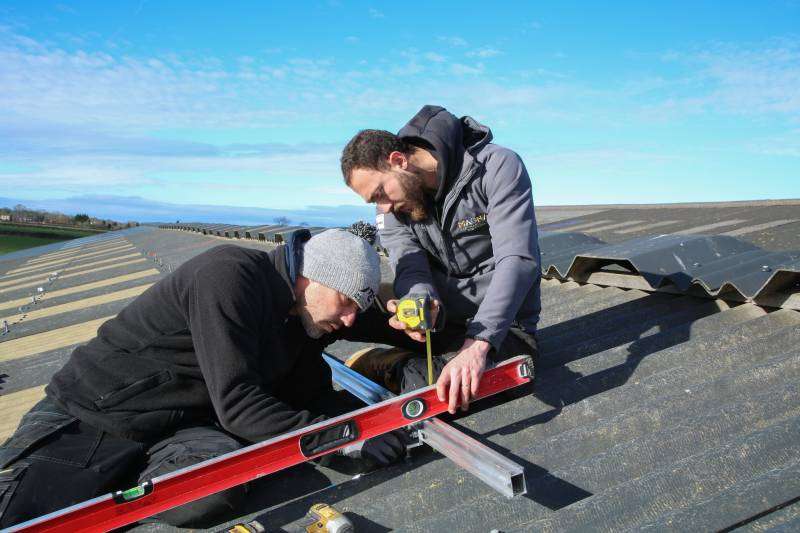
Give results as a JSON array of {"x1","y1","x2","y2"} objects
[{"x1": 300, "y1": 229, "x2": 381, "y2": 310}]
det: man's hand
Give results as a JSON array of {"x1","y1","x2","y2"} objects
[
  {"x1": 342, "y1": 429, "x2": 411, "y2": 465},
  {"x1": 436, "y1": 338, "x2": 491, "y2": 414},
  {"x1": 361, "y1": 429, "x2": 411, "y2": 465},
  {"x1": 386, "y1": 298, "x2": 440, "y2": 342}
]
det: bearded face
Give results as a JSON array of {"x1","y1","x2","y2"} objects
[
  {"x1": 392, "y1": 167, "x2": 429, "y2": 222},
  {"x1": 295, "y1": 283, "x2": 328, "y2": 338},
  {"x1": 347, "y1": 160, "x2": 433, "y2": 222}
]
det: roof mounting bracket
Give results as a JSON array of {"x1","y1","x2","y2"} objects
[{"x1": 324, "y1": 352, "x2": 529, "y2": 499}]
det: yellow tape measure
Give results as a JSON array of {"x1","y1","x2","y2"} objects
[
  {"x1": 396, "y1": 294, "x2": 431, "y2": 330},
  {"x1": 396, "y1": 294, "x2": 434, "y2": 385}
]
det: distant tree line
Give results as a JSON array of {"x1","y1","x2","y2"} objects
[
  {"x1": 0, "y1": 204, "x2": 138, "y2": 230},
  {"x1": 273, "y1": 216, "x2": 309, "y2": 226}
]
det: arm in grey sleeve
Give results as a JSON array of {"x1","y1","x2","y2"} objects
[
  {"x1": 465, "y1": 149, "x2": 540, "y2": 350},
  {"x1": 379, "y1": 211, "x2": 440, "y2": 301}
]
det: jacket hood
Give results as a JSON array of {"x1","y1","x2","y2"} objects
[
  {"x1": 283, "y1": 228, "x2": 311, "y2": 283},
  {"x1": 397, "y1": 105, "x2": 493, "y2": 202},
  {"x1": 271, "y1": 228, "x2": 311, "y2": 311}
]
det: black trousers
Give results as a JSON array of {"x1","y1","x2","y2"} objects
[
  {"x1": 0, "y1": 396, "x2": 245, "y2": 529},
  {"x1": 0, "y1": 389, "x2": 363, "y2": 530},
  {"x1": 339, "y1": 306, "x2": 539, "y2": 392}
]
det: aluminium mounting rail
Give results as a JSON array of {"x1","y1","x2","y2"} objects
[
  {"x1": 10, "y1": 356, "x2": 533, "y2": 533},
  {"x1": 323, "y1": 353, "x2": 528, "y2": 498}
]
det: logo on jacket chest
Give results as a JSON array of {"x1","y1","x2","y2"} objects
[{"x1": 455, "y1": 213, "x2": 488, "y2": 233}]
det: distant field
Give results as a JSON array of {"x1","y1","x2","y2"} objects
[
  {"x1": 0, "y1": 223, "x2": 99, "y2": 239},
  {"x1": 0, "y1": 234, "x2": 66, "y2": 254},
  {"x1": 0, "y1": 224, "x2": 98, "y2": 254}
]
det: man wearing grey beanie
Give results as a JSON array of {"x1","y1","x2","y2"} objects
[
  {"x1": 298, "y1": 228, "x2": 380, "y2": 336},
  {"x1": 1, "y1": 228, "x2": 408, "y2": 530}
]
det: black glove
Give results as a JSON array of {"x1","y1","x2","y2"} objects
[{"x1": 360, "y1": 429, "x2": 411, "y2": 465}]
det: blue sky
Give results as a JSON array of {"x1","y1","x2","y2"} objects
[{"x1": 0, "y1": 1, "x2": 798, "y2": 222}]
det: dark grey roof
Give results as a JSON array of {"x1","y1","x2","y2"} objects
[
  {"x1": 160, "y1": 223, "x2": 345, "y2": 244},
  {"x1": 223, "y1": 226, "x2": 251, "y2": 238},
  {"x1": 2, "y1": 201, "x2": 799, "y2": 532},
  {"x1": 256, "y1": 225, "x2": 294, "y2": 241},
  {"x1": 201, "y1": 224, "x2": 236, "y2": 235},
  {"x1": 273, "y1": 227, "x2": 328, "y2": 243},
  {"x1": 159, "y1": 223, "x2": 344, "y2": 243},
  {"x1": 537, "y1": 200, "x2": 800, "y2": 252},
  {"x1": 216, "y1": 280, "x2": 800, "y2": 533},
  {"x1": 541, "y1": 232, "x2": 800, "y2": 309},
  {"x1": 243, "y1": 225, "x2": 276, "y2": 239}
]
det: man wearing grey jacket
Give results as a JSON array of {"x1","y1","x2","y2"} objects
[{"x1": 339, "y1": 105, "x2": 541, "y2": 414}]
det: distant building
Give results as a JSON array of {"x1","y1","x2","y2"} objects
[{"x1": 0, "y1": 214, "x2": 10, "y2": 221}]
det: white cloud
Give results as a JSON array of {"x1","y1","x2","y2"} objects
[
  {"x1": 0, "y1": 194, "x2": 373, "y2": 226},
  {"x1": 262, "y1": 46, "x2": 289, "y2": 55},
  {"x1": 747, "y1": 129, "x2": 800, "y2": 157},
  {"x1": 389, "y1": 60, "x2": 425, "y2": 76},
  {"x1": 0, "y1": 25, "x2": 575, "y2": 140},
  {"x1": 0, "y1": 141, "x2": 346, "y2": 203},
  {"x1": 424, "y1": 52, "x2": 446, "y2": 63},
  {"x1": 368, "y1": 8, "x2": 384, "y2": 18},
  {"x1": 3, "y1": 24, "x2": 794, "y2": 208},
  {"x1": 526, "y1": 148, "x2": 678, "y2": 167},
  {"x1": 0, "y1": 29, "x2": 353, "y2": 131},
  {"x1": 437, "y1": 36, "x2": 468, "y2": 47},
  {"x1": 652, "y1": 38, "x2": 800, "y2": 117},
  {"x1": 55, "y1": 3, "x2": 77, "y2": 14},
  {"x1": 450, "y1": 62, "x2": 484, "y2": 75},
  {"x1": 0, "y1": 25, "x2": 585, "y2": 155},
  {"x1": 467, "y1": 47, "x2": 501, "y2": 58}
]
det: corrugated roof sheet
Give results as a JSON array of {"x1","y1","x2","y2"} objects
[
  {"x1": 540, "y1": 233, "x2": 800, "y2": 309},
  {"x1": 2, "y1": 205, "x2": 799, "y2": 531}
]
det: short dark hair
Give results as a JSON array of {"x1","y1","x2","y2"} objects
[{"x1": 340, "y1": 129, "x2": 410, "y2": 184}]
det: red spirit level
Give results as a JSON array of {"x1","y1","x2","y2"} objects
[{"x1": 10, "y1": 356, "x2": 532, "y2": 533}]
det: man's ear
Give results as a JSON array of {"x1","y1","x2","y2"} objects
[
  {"x1": 293, "y1": 275, "x2": 310, "y2": 303},
  {"x1": 388, "y1": 150, "x2": 407, "y2": 169}
]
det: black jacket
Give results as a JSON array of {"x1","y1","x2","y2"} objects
[{"x1": 47, "y1": 231, "x2": 333, "y2": 443}]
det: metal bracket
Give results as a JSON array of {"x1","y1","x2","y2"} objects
[{"x1": 323, "y1": 352, "x2": 528, "y2": 498}]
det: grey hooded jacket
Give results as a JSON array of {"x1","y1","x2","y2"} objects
[{"x1": 379, "y1": 105, "x2": 541, "y2": 350}]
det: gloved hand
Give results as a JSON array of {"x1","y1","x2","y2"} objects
[
  {"x1": 340, "y1": 429, "x2": 411, "y2": 465},
  {"x1": 361, "y1": 429, "x2": 411, "y2": 465}
]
